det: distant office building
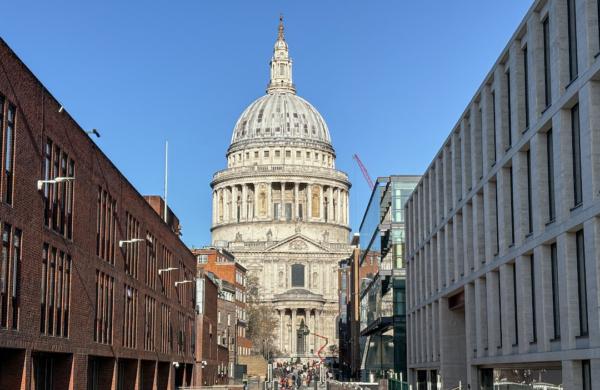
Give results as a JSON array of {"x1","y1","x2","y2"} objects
[
  {"x1": 405, "y1": 0, "x2": 600, "y2": 388},
  {"x1": 193, "y1": 247, "x2": 251, "y2": 365},
  {"x1": 0, "y1": 37, "x2": 196, "y2": 389},
  {"x1": 341, "y1": 176, "x2": 418, "y2": 381}
]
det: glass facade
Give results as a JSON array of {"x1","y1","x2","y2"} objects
[{"x1": 358, "y1": 176, "x2": 419, "y2": 381}]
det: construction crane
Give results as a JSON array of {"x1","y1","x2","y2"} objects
[{"x1": 353, "y1": 154, "x2": 374, "y2": 190}]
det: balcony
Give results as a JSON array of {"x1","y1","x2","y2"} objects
[{"x1": 212, "y1": 164, "x2": 349, "y2": 184}]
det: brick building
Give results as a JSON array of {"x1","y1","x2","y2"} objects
[
  {"x1": 193, "y1": 248, "x2": 252, "y2": 362},
  {"x1": 196, "y1": 272, "x2": 229, "y2": 386},
  {"x1": 0, "y1": 37, "x2": 196, "y2": 389}
]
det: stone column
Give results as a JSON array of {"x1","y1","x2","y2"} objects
[
  {"x1": 279, "y1": 310, "x2": 284, "y2": 351},
  {"x1": 315, "y1": 310, "x2": 321, "y2": 351},
  {"x1": 212, "y1": 191, "x2": 217, "y2": 224},
  {"x1": 224, "y1": 187, "x2": 230, "y2": 222},
  {"x1": 232, "y1": 186, "x2": 238, "y2": 222},
  {"x1": 294, "y1": 182, "x2": 299, "y2": 220},
  {"x1": 319, "y1": 185, "x2": 324, "y2": 222},
  {"x1": 328, "y1": 186, "x2": 333, "y2": 222},
  {"x1": 218, "y1": 188, "x2": 223, "y2": 222},
  {"x1": 346, "y1": 191, "x2": 350, "y2": 224},
  {"x1": 242, "y1": 185, "x2": 248, "y2": 221},
  {"x1": 307, "y1": 185, "x2": 312, "y2": 220},
  {"x1": 310, "y1": 309, "x2": 315, "y2": 353},
  {"x1": 280, "y1": 182, "x2": 286, "y2": 221},
  {"x1": 291, "y1": 309, "x2": 297, "y2": 353},
  {"x1": 268, "y1": 182, "x2": 273, "y2": 219},
  {"x1": 253, "y1": 183, "x2": 259, "y2": 220}
]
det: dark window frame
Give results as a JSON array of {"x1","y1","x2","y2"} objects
[
  {"x1": 572, "y1": 104, "x2": 583, "y2": 206},
  {"x1": 567, "y1": 0, "x2": 578, "y2": 81},
  {"x1": 543, "y1": 18, "x2": 552, "y2": 107},
  {"x1": 576, "y1": 230, "x2": 588, "y2": 336},
  {"x1": 550, "y1": 243, "x2": 560, "y2": 339}
]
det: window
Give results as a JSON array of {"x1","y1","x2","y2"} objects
[
  {"x1": 254, "y1": 151, "x2": 258, "y2": 158},
  {"x1": 274, "y1": 203, "x2": 280, "y2": 220},
  {"x1": 567, "y1": 0, "x2": 578, "y2": 81},
  {"x1": 296, "y1": 151, "x2": 301, "y2": 158},
  {"x1": 124, "y1": 213, "x2": 140, "y2": 278},
  {"x1": 40, "y1": 244, "x2": 48, "y2": 333},
  {"x1": 315, "y1": 153, "x2": 319, "y2": 160},
  {"x1": 162, "y1": 247, "x2": 172, "y2": 297},
  {"x1": 492, "y1": 92, "x2": 497, "y2": 161},
  {"x1": 530, "y1": 255, "x2": 537, "y2": 342},
  {"x1": 33, "y1": 355, "x2": 54, "y2": 390},
  {"x1": 144, "y1": 295, "x2": 156, "y2": 351},
  {"x1": 543, "y1": 18, "x2": 552, "y2": 106},
  {"x1": 576, "y1": 230, "x2": 588, "y2": 336},
  {"x1": 582, "y1": 360, "x2": 591, "y2": 390},
  {"x1": 306, "y1": 152, "x2": 310, "y2": 158},
  {"x1": 285, "y1": 203, "x2": 292, "y2": 221},
  {"x1": 11, "y1": 229, "x2": 21, "y2": 329},
  {"x1": 512, "y1": 264, "x2": 518, "y2": 344},
  {"x1": 197, "y1": 254, "x2": 207, "y2": 264},
  {"x1": 509, "y1": 167, "x2": 515, "y2": 244},
  {"x1": 495, "y1": 183, "x2": 499, "y2": 253},
  {"x1": 94, "y1": 270, "x2": 114, "y2": 344},
  {"x1": 498, "y1": 272, "x2": 502, "y2": 346},
  {"x1": 506, "y1": 70, "x2": 512, "y2": 146},
  {"x1": 264, "y1": 151, "x2": 269, "y2": 158},
  {"x1": 246, "y1": 152, "x2": 249, "y2": 159},
  {"x1": 145, "y1": 233, "x2": 158, "y2": 289},
  {"x1": 96, "y1": 187, "x2": 117, "y2": 264},
  {"x1": 527, "y1": 150, "x2": 533, "y2": 234},
  {"x1": 291, "y1": 264, "x2": 305, "y2": 287},
  {"x1": 572, "y1": 104, "x2": 582, "y2": 206},
  {"x1": 218, "y1": 311, "x2": 221, "y2": 323},
  {"x1": 228, "y1": 313, "x2": 231, "y2": 326},
  {"x1": 123, "y1": 284, "x2": 138, "y2": 348},
  {"x1": 275, "y1": 150, "x2": 280, "y2": 157},
  {"x1": 286, "y1": 150, "x2": 291, "y2": 158},
  {"x1": 280, "y1": 64, "x2": 284, "y2": 75},
  {"x1": 550, "y1": 243, "x2": 560, "y2": 339},
  {"x1": 4, "y1": 105, "x2": 15, "y2": 204},
  {"x1": 0, "y1": 225, "x2": 9, "y2": 327},
  {"x1": 160, "y1": 303, "x2": 171, "y2": 354},
  {"x1": 523, "y1": 48, "x2": 529, "y2": 129},
  {"x1": 547, "y1": 129, "x2": 556, "y2": 220}
]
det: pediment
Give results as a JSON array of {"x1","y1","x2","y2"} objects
[{"x1": 265, "y1": 233, "x2": 332, "y2": 253}]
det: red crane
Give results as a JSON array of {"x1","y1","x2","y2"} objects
[{"x1": 353, "y1": 154, "x2": 374, "y2": 190}]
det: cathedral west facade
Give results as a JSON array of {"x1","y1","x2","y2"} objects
[{"x1": 210, "y1": 17, "x2": 352, "y2": 359}]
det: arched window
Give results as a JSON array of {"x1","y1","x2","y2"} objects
[{"x1": 291, "y1": 264, "x2": 305, "y2": 287}]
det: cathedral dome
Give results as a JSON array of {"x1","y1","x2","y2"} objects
[{"x1": 229, "y1": 92, "x2": 331, "y2": 148}]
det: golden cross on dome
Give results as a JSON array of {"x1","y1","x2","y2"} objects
[{"x1": 278, "y1": 13, "x2": 285, "y2": 41}]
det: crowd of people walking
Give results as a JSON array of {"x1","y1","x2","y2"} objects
[{"x1": 274, "y1": 361, "x2": 326, "y2": 389}]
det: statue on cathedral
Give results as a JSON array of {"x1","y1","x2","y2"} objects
[
  {"x1": 322, "y1": 230, "x2": 329, "y2": 243},
  {"x1": 235, "y1": 232, "x2": 243, "y2": 242},
  {"x1": 266, "y1": 229, "x2": 273, "y2": 241},
  {"x1": 295, "y1": 218, "x2": 302, "y2": 233}
]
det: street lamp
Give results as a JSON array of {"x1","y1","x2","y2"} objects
[
  {"x1": 119, "y1": 238, "x2": 145, "y2": 248},
  {"x1": 37, "y1": 177, "x2": 75, "y2": 191},
  {"x1": 158, "y1": 267, "x2": 178, "y2": 275}
]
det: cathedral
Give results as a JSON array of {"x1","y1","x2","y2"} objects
[{"x1": 210, "y1": 16, "x2": 352, "y2": 360}]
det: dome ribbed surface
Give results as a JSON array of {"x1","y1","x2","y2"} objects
[{"x1": 230, "y1": 92, "x2": 331, "y2": 147}]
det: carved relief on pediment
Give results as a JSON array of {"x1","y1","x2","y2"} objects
[{"x1": 289, "y1": 240, "x2": 308, "y2": 251}]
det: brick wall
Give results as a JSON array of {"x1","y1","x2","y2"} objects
[{"x1": 0, "y1": 37, "x2": 196, "y2": 390}]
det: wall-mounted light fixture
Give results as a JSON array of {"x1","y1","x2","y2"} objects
[
  {"x1": 175, "y1": 280, "x2": 194, "y2": 287},
  {"x1": 118, "y1": 238, "x2": 145, "y2": 248},
  {"x1": 58, "y1": 104, "x2": 64, "y2": 113},
  {"x1": 86, "y1": 129, "x2": 101, "y2": 138},
  {"x1": 37, "y1": 177, "x2": 75, "y2": 191},
  {"x1": 158, "y1": 267, "x2": 178, "y2": 275}
]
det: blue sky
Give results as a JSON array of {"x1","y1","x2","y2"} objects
[{"x1": 2, "y1": 1, "x2": 533, "y2": 247}]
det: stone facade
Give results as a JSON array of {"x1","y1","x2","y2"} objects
[
  {"x1": 210, "y1": 17, "x2": 351, "y2": 360},
  {"x1": 405, "y1": 0, "x2": 600, "y2": 388}
]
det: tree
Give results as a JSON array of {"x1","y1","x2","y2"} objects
[
  {"x1": 246, "y1": 273, "x2": 279, "y2": 359},
  {"x1": 327, "y1": 344, "x2": 339, "y2": 358}
]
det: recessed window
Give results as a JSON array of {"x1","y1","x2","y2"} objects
[
  {"x1": 286, "y1": 151, "x2": 291, "y2": 158},
  {"x1": 291, "y1": 264, "x2": 305, "y2": 287},
  {"x1": 238, "y1": 154, "x2": 241, "y2": 161},
  {"x1": 315, "y1": 153, "x2": 319, "y2": 160},
  {"x1": 275, "y1": 150, "x2": 280, "y2": 157},
  {"x1": 264, "y1": 151, "x2": 269, "y2": 158},
  {"x1": 254, "y1": 152, "x2": 259, "y2": 158},
  {"x1": 306, "y1": 152, "x2": 310, "y2": 158},
  {"x1": 246, "y1": 152, "x2": 249, "y2": 159},
  {"x1": 296, "y1": 151, "x2": 301, "y2": 158}
]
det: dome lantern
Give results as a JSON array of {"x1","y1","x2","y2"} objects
[{"x1": 268, "y1": 14, "x2": 295, "y2": 94}]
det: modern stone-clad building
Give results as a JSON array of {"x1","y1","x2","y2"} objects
[
  {"x1": 210, "y1": 17, "x2": 352, "y2": 360},
  {"x1": 405, "y1": 0, "x2": 600, "y2": 388}
]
